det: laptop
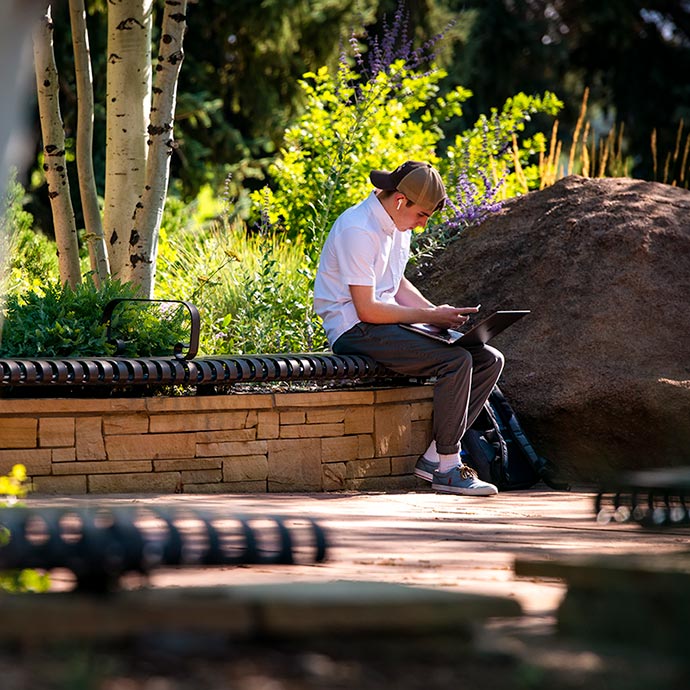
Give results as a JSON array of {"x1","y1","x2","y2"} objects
[{"x1": 399, "y1": 310, "x2": 530, "y2": 346}]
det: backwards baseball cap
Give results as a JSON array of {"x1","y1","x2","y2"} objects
[{"x1": 369, "y1": 161, "x2": 447, "y2": 215}]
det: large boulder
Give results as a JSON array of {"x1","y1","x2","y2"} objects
[{"x1": 411, "y1": 175, "x2": 690, "y2": 482}]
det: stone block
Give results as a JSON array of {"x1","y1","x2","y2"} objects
[
  {"x1": 102, "y1": 414, "x2": 149, "y2": 435},
  {"x1": 147, "y1": 395, "x2": 272, "y2": 413},
  {"x1": 306, "y1": 408, "x2": 345, "y2": 424},
  {"x1": 223, "y1": 455, "x2": 268, "y2": 482},
  {"x1": 391, "y1": 455, "x2": 418, "y2": 476},
  {"x1": 412, "y1": 419, "x2": 432, "y2": 454},
  {"x1": 75, "y1": 417, "x2": 106, "y2": 460},
  {"x1": 344, "y1": 475, "x2": 418, "y2": 491},
  {"x1": 251, "y1": 581, "x2": 521, "y2": 636},
  {"x1": 196, "y1": 440, "x2": 268, "y2": 458},
  {"x1": 184, "y1": 480, "x2": 267, "y2": 494},
  {"x1": 181, "y1": 468, "x2": 223, "y2": 485},
  {"x1": 280, "y1": 422, "x2": 343, "y2": 439},
  {"x1": 38, "y1": 417, "x2": 75, "y2": 448},
  {"x1": 194, "y1": 428, "x2": 257, "y2": 444},
  {"x1": 153, "y1": 458, "x2": 221, "y2": 472},
  {"x1": 257, "y1": 411, "x2": 280, "y2": 439},
  {"x1": 1, "y1": 399, "x2": 145, "y2": 415},
  {"x1": 344, "y1": 407, "x2": 374, "y2": 434},
  {"x1": 149, "y1": 411, "x2": 247, "y2": 434},
  {"x1": 322, "y1": 435, "x2": 359, "y2": 462},
  {"x1": 53, "y1": 460, "x2": 153, "y2": 475},
  {"x1": 104, "y1": 399, "x2": 148, "y2": 413},
  {"x1": 411, "y1": 401, "x2": 433, "y2": 421},
  {"x1": 89, "y1": 471, "x2": 181, "y2": 494},
  {"x1": 273, "y1": 390, "x2": 374, "y2": 408},
  {"x1": 0, "y1": 449, "x2": 51, "y2": 475},
  {"x1": 322, "y1": 462, "x2": 347, "y2": 491},
  {"x1": 267, "y1": 438, "x2": 321, "y2": 491},
  {"x1": 1, "y1": 417, "x2": 37, "y2": 449},
  {"x1": 374, "y1": 403, "x2": 413, "y2": 458},
  {"x1": 106, "y1": 433, "x2": 195, "y2": 460},
  {"x1": 346, "y1": 457, "x2": 391, "y2": 479},
  {"x1": 280, "y1": 411, "x2": 305, "y2": 425},
  {"x1": 32, "y1": 474, "x2": 87, "y2": 495},
  {"x1": 358, "y1": 434, "x2": 375, "y2": 459},
  {"x1": 375, "y1": 386, "x2": 432, "y2": 403},
  {"x1": 52, "y1": 447, "x2": 76, "y2": 462}
]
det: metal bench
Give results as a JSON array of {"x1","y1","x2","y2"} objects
[
  {"x1": 0, "y1": 504, "x2": 327, "y2": 592},
  {"x1": 0, "y1": 298, "x2": 417, "y2": 393},
  {"x1": 595, "y1": 467, "x2": 690, "y2": 527},
  {"x1": 0, "y1": 352, "x2": 405, "y2": 389}
]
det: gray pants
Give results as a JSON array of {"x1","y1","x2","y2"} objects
[{"x1": 333, "y1": 323, "x2": 504, "y2": 455}]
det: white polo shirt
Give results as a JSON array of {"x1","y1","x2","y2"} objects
[{"x1": 314, "y1": 192, "x2": 411, "y2": 346}]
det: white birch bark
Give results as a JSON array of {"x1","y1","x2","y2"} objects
[
  {"x1": 69, "y1": 0, "x2": 110, "y2": 286},
  {"x1": 33, "y1": 4, "x2": 82, "y2": 288},
  {"x1": 103, "y1": 0, "x2": 153, "y2": 281},
  {"x1": 124, "y1": 0, "x2": 188, "y2": 296}
]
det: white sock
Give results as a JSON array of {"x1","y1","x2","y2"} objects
[
  {"x1": 423, "y1": 440, "x2": 439, "y2": 463},
  {"x1": 438, "y1": 452, "x2": 460, "y2": 473}
]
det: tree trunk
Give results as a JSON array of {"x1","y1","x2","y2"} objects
[
  {"x1": 69, "y1": 0, "x2": 110, "y2": 286},
  {"x1": 103, "y1": 0, "x2": 153, "y2": 282},
  {"x1": 32, "y1": 3, "x2": 81, "y2": 288},
  {"x1": 124, "y1": 0, "x2": 188, "y2": 296}
]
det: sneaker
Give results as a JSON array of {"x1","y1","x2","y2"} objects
[
  {"x1": 432, "y1": 465, "x2": 498, "y2": 496},
  {"x1": 414, "y1": 455, "x2": 439, "y2": 482}
]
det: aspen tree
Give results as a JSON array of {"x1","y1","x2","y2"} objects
[
  {"x1": 102, "y1": 0, "x2": 153, "y2": 281},
  {"x1": 33, "y1": 3, "x2": 81, "y2": 288},
  {"x1": 124, "y1": 0, "x2": 188, "y2": 295},
  {"x1": 69, "y1": 0, "x2": 110, "y2": 285}
]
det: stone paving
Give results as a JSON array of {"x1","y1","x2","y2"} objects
[
  {"x1": 6, "y1": 485, "x2": 688, "y2": 689},
  {"x1": 31, "y1": 484, "x2": 689, "y2": 617}
]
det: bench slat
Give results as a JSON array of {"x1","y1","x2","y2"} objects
[{"x1": 0, "y1": 353, "x2": 413, "y2": 393}]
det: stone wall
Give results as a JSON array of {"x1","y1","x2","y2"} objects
[{"x1": 0, "y1": 386, "x2": 433, "y2": 494}]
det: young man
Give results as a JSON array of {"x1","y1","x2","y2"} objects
[{"x1": 313, "y1": 161, "x2": 504, "y2": 496}]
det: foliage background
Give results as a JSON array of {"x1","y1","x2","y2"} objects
[
  {"x1": 3, "y1": 0, "x2": 690, "y2": 357},
  {"x1": 23, "y1": 0, "x2": 690, "y2": 227}
]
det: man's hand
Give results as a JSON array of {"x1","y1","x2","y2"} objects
[
  {"x1": 427, "y1": 304, "x2": 480, "y2": 330},
  {"x1": 350, "y1": 284, "x2": 480, "y2": 328}
]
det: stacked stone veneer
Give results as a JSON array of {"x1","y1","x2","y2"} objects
[{"x1": 0, "y1": 386, "x2": 433, "y2": 494}]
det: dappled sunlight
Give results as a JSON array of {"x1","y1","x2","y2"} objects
[{"x1": 27, "y1": 488, "x2": 688, "y2": 616}]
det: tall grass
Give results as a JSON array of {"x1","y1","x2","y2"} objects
[
  {"x1": 155, "y1": 219, "x2": 326, "y2": 355},
  {"x1": 535, "y1": 88, "x2": 631, "y2": 188},
  {"x1": 652, "y1": 119, "x2": 690, "y2": 187}
]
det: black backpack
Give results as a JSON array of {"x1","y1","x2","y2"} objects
[{"x1": 463, "y1": 386, "x2": 569, "y2": 491}]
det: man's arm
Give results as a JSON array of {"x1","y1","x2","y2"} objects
[
  {"x1": 350, "y1": 282, "x2": 478, "y2": 329},
  {"x1": 395, "y1": 276, "x2": 435, "y2": 309}
]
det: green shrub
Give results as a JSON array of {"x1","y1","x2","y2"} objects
[
  {"x1": 444, "y1": 91, "x2": 563, "y2": 200},
  {"x1": 1, "y1": 172, "x2": 55, "y2": 297},
  {"x1": 252, "y1": 47, "x2": 562, "y2": 262},
  {"x1": 0, "y1": 171, "x2": 34, "y2": 240},
  {"x1": 0, "y1": 278, "x2": 189, "y2": 358},
  {"x1": 252, "y1": 59, "x2": 465, "y2": 254}
]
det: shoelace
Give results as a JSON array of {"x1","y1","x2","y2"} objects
[{"x1": 459, "y1": 465, "x2": 479, "y2": 480}]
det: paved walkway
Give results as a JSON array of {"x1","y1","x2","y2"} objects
[
  {"x1": 12, "y1": 486, "x2": 689, "y2": 688},
  {"x1": 32, "y1": 484, "x2": 688, "y2": 618}
]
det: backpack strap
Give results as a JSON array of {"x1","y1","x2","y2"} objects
[
  {"x1": 481, "y1": 399, "x2": 510, "y2": 486},
  {"x1": 492, "y1": 386, "x2": 571, "y2": 491}
]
